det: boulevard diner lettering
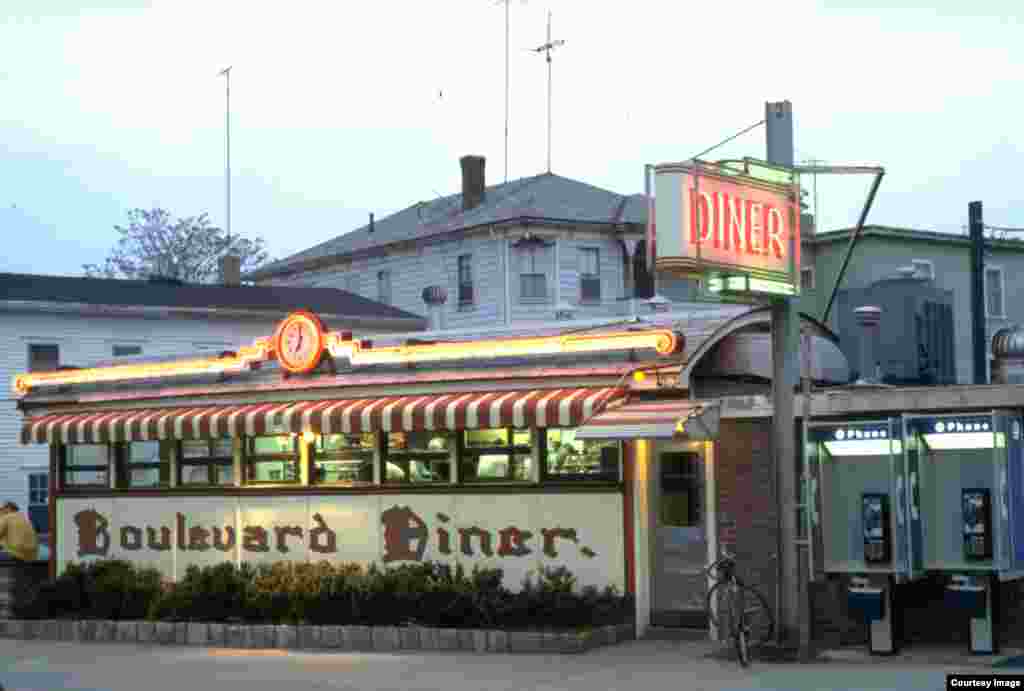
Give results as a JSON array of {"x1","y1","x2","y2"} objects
[{"x1": 654, "y1": 160, "x2": 800, "y2": 284}]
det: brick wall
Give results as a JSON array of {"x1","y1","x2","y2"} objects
[{"x1": 715, "y1": 420, "x2": 778, "y2": 617}]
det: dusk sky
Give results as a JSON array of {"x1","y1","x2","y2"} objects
[{"x1": 1, "y1": 0, "x2": 1021, "y2": 276}]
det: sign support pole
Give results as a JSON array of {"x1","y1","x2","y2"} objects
[{"x1": 766, "y1": 100, "x2": 802, "y2": 653}]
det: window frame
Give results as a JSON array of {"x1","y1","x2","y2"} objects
[
  {"x1": 177, "y1": 439, "x2": 235, "y2": 487},
  {"x1": 117, "y1": 441, "x2": 171, "y2": 489},
  {"x1": 383, "y1": 431, "x2": 454, "y2": 485},
  {"x1": 60, "y1": 444, "x2": 111, "y2": 489},
  {"x1": 27, "y1": 343, "x2": 60, "y2": 373},
  {"x1": 112, "y1": 344, "x2": 143, "y2": 358},
  {"x1": 578, "y1": 247, "x2": 601, "y2": 302},
  {"x1": 310, "y1": 433, "x2": 377, "y2": 486},
  {"x1": 459, "y1": 427, "x2": 534, "y2": 484},
  {"x1": 542, "y1": 429, "x2": 621, "y2": 483},
  {"x1": 377, "y1": 270, "x2": 392, "y2": 305},
  {"x1": 800, "y1": 266, "x2": 815, "y2": 291},
  {"x1": 457, "y1": 253, "x2": 475, "y2": 308},
  {"x1": 985, "y1": 265, "x2": 1006, "y2": 318},
  {"x1": 516, "y1": 244, "x2": 550, "y2": 303},
  {"x1": 242, "y1": 435, "x2": 301, "y2": 485}
]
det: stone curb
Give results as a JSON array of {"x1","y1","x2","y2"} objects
[{"x1": 1, "y1": 619, "x2": 635, "y2": 654}]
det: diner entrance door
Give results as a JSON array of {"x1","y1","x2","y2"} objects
[{"x1": 651, "y1": 440, "x2": 715, "y2": 628}]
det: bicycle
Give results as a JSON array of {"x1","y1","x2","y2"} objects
[{"x1": 704, "y1": 547, "x2": 774, "y2": 667}]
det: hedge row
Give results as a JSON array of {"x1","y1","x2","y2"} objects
[{"x1": 13, "y1": 560, "x2": 633, "y2": 630}]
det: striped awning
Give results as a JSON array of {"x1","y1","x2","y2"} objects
[
  {"x1": 574, "y1": 398, "x2": 716, "y2": 441},
  {"x1": 20, "y1": 387, "x2": 624, "y2": 445}
]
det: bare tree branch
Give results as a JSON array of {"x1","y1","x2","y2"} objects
[{"x1": 83, "y1": 208, "x2": 272, "y2": 284}]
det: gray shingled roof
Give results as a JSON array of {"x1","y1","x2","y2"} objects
[
  {"x1": 250, "y1": 172, "x2": 647, "y2": 279},
  {"x1": 0, "y1": 272, "x2": 425, "y2": 322}
]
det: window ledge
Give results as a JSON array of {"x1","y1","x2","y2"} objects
[
  {"x1": 518, "y1": 297, "x2": 552, "y2": 305},
  {"x1": 457, "y1": 302, "x2": 476, "y2": 312}
]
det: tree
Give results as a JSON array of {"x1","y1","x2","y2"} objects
[{"x1": 83, "y1": 208, "x2": 271, "y2": 284}]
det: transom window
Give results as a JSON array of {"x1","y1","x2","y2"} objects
[{"x1": 179, "y1": 439, "x2": 235, "y2": 486}]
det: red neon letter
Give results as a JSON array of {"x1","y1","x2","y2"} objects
[{"x1": 767, "y1": 207, "x2": 786, "y2": 259}]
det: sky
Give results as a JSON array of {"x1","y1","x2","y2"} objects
[{"x1": 0, "y1": 0, "x2": 1022, "y2": 276}]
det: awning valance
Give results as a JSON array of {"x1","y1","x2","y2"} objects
[
  {"x1": 21, "y1": 387, "x2": 625, "y2": 445},
  {"x1": 574, "y1": 398, "x2": 720, "y2": 441}
]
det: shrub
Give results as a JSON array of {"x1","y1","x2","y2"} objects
[{"x1": 13, "y1": 558, "x2": 632, "y2": 630}]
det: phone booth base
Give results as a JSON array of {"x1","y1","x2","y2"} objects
[
  {"x1": 945, "y1": 575, "x2": 999, "y2": 655},
  {"x1": 847, "y1": 576, "x2": 898, "y2": 655}
]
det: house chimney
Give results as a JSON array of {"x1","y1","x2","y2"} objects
[
  {"x1": 220, "y1": 254, "x2": 241, "y2": 286},
  {"x1": 369, "y1": 212, "x2": 375, "y2": 233},
  {"x1": 460, "y1": 155, "x2": 486, "y2": 211}
]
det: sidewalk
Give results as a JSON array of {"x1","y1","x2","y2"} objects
[{"x1": 0, "y1": 637, "x2": 998, "y2": 691}]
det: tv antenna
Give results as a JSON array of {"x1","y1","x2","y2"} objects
[
  {"x1": 494, "y1": 1, "x2": 524, "y2": 184},
  {"x1": 217, "y1": 66, "x2": 232, "y2": 245},
  {"x1": 531, "y1": 11, "x2": 565, "y2": 174}
]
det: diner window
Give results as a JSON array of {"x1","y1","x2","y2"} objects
[
  {"x1": 544, "y1": 429, "x2": 620, "y2": 482},
  {"x1": 61, "y1": 444, "x2": 110, "y2": 487},
  {"x1": 118, "y1": 441, "x2": 172, "y2": 488},
  {"x1": 578, "y1": 248, "x2": 601, "y2": 302},
  {"x1": 313, "y1": 433, "x2": 376, "y2": 484},
  {"x1": 244, "y1": 436, "x2": 300, "y2": 484},
  {"x1": 460, "y1": 428, "x2": 532, "y2": 482},
  {"x1": 28, "y1": 344, "x2": 59, "y2": 372},
  {"x1": 384, "y1": 431, "x2": 453, "y2": 484},
  {"x1": 178, "y1": 439, "x2": 235, "y2": 486}
]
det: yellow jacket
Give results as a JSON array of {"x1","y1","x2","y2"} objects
[{"x1": 0, "y1": 511, "x2": 39, "y2": 562}]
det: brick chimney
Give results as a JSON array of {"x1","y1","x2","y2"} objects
[
  {"x1": 220, "y1": 254, "x2": 241, "y2": 286},
  {"x1": 460, "y1": 155, "x2": 486, "y2": 211}
]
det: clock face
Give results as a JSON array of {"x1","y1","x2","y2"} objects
[{"x1": 275, "y1": 312, "x2": 324, "y2": 374}]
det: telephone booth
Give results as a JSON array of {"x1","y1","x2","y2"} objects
[
  {"x1": 905, "y1": 411, "x2": 1024, "y2": 654},
  {"x1": 807, "y1": 418, "x2": 909, "y2": 655}
]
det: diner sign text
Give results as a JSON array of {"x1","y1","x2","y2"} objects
[{"x1": 56, "y1": 494, "x2": 624, "y2": 591}]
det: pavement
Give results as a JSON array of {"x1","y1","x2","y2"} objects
[{"x1": 0, "y1": 638, "x2": 1008, "y2": 691}]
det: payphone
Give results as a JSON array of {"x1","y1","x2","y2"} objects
[
  {"x1": 962, "y1": 489, "x2": 993, "y2": 561},
  {"x1": 862, "y1": 493, "x2": 892, "y2": 564},
  {"x1": 808, "y1": 419, "x2": 907, "y2": 654}
]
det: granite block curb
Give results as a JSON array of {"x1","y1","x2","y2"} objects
[{"x1": 0, "y1": 619, "x2": 633, "y2": 654}]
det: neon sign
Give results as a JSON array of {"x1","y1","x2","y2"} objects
[
  {"x1": 654, "y1": 160, "x2": 800, "y2": 292},
  {"x1": 12, "y1": 312, "x2": 684, "y2": 394}
]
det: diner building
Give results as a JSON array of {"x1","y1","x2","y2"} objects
[{"x1": 13, "y1": 306, "x2": 1024, "y2": 654}]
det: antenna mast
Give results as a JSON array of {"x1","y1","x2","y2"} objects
[
  {"x1": 218, "y1": 66, "x2": 232, "y2": 245},
  {"x1": 532, "y1": 11, "x2": 564, "y2": 174}
]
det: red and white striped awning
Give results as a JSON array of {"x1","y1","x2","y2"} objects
[
  {"x1": 20, "y1": 387, "x2": 624, "y2": 444},
  {"x1": 573, "y1": 398, "x2": 714, "y2": 441}
]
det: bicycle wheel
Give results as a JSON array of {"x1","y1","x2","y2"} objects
[
  {"x1": 735, "y1": 584, "x2": 774, "y2": 646},
  {"x1": 705, "y1": 580, "x2": 733, "y2": 630}
]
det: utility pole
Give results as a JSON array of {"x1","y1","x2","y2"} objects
[
  {"x1": 766, "y1": 100, "x2": 801, "y2": 653},
  {"x1": 218, "y1": 66, "x2": 232, "y2": 246},
  {"x1": 532, "y1": 11, "x2": 564, "y2": 173},
  {"x1": 970, "y1": 201, "x2": 987, "y2": 384}
]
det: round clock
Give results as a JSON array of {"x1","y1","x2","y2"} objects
[{"x1": 274, "y1": 311, "x2": 326, "y2": 374}]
